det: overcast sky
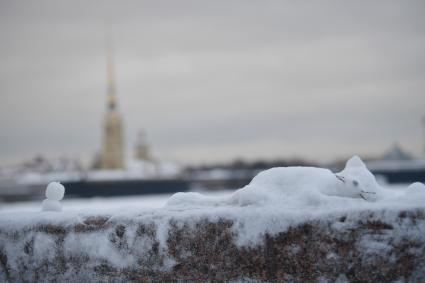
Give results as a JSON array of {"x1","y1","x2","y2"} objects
[{"x1": 0, "y1": 0, "x2": 424, "y2": 166}]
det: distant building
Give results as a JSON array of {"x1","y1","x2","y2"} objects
[
  {"x1": 135, "y1": 131, "x2": 151, "y2": 161},
  {"x1": 382, "y1": 144, "x2": 412, "y2": 161},
  {"x1": 99, "y1": 44, "x2": 125, "y2": 169}
]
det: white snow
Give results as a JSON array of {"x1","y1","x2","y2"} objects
[
  {"x1": 0, "y1": 155, "x2": 425, "y2": 281},
  {"x1": 0, "y1": 193, "x2": 175, "y2": 213},
  {"x1": 45, "y1": 182, "x2": 65, "y2": 201},
  {"x1": 0, "y1": 155, "x2": 424, "y2": 248},
  {"x1": 42, "y1": 182, "x2": 65, "y2": 211},
  {"x1": 163, "y1": 156, "x2": 425, "y2": 245},
  {"x1": 167, "y1": 155, "x2": 382, "y2": 208},
  {"x1": 406, "y1": 182, "x2": 425, "y2": 194},
  {"x1": 41, "y1": 199, "x2": 62, "y2": 212}
]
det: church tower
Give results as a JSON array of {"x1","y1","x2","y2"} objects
[
  {"x1": 135, "y1": 130, "x2": 151, "y2": 161},
  {"x1": 99, "y1": 42, "x2": 125, "y2": 169}
]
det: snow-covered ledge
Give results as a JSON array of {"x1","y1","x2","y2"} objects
[{"x1": 1, "y1": 157, "x2": 425, "y2": 282}]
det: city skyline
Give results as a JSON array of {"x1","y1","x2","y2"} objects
[{"x1": 1, "y1": 0, "x2": 424, "y2": 166}]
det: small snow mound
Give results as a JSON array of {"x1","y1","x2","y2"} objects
[
  {"x1": 166, "y1": 192, "x2": 208, "y2": 206},
  {"x1": 45, "y1": 182, "x2": 65, "y2": 201},
  {"x1": 406, "y1": 182, "x2": 425, "y2": 195},
  {"x1": 166, "y1": 192, "x2": 229, "y2": 207},
  {"x1": 42, "y1": 182, "x2": 65, "y2": 212}
]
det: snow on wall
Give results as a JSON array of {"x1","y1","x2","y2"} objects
[
  {"x1": 1, "y1": 209, "x2": 424, "y2": 282},
  {"x1": 1, "y1": 156, "x2": 425, "y2": 281}
]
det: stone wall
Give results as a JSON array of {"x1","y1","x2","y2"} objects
[{"x1": 1, "y1": 209, "x2": 425, "y2": 282}]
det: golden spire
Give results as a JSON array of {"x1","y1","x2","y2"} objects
[
  {"x1": 99, "y1": 35, "x2": 125, "y2": 169},
  {"x1": 106, "y1": 38, "x2": 117, "y2": 111}
]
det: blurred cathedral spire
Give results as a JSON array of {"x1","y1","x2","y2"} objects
[
  {"x1": 99, "y1": 37, "x2": 125, "y2": 169},
  {"x1": 106, "y1": 36, "x2": 117, "y2": 111},
  {"x1": 135, "y1": 130, "x2": 152, "y2": 161}
]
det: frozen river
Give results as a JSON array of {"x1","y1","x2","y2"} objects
[{"x1": 0, "y1": 190, "x2": 235, "y2": 214}]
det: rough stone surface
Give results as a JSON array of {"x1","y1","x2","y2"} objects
[{"x1": 1, "y1": 209, "x2": 425, "y2": 282}]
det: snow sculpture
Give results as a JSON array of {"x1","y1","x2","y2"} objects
[
  {"x1": 328, "y1": 155, "x2": 379, "y2": 201},
  {"x1": 166, "y1": 155, "x2": 381, "y2": 208},
  {"x1": 42, "y1": 182, "x2": 65, "y2": 212},
  {"x1": 230, "y1": 155, "x2": 380, "y2": 206}
]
